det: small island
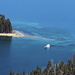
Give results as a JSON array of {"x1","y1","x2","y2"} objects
[
  {"x1": 0, "y1": 15, "x2": 46, "y2": 39},
  {"x1": 0, "y1": 14, "x2": 25, "y2": 37}
]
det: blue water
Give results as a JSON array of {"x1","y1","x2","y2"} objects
[{"x1": 0, "y1": 0, "x2": 75, "y2": 75}]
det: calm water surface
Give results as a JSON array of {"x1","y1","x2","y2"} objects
[
  {"x1": 0, "y1": 0, "x2": 75, "y2": 75},
  {"x1": 0, "y1": 24, "x2": 75, "y2": 75}
]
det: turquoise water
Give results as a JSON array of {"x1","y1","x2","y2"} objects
[{"x1": 0, "y1": 0, "x2": 75, "y2": 75}]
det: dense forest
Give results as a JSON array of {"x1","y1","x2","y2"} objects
[
  {"x1": 9, "y1": 54, "x2": 75, "y2": 75},
  {"x1": 0, "y1": 14, "x2": 12, "y2": 33}
]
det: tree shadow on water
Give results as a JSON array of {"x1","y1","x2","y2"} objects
[
  {"x1": 0, "y1": 36, "x2": 12, "y2": 75},
  {"x1": 0, "y1": 36, "x2": 12, "y2": 50}
]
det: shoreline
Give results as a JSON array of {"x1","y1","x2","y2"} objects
[
  {"x1": 0, "y1": 30, "x2": 27, "y2": 37},
  {"x1": 0, "y1": 30, "x2": 50, "y2": 40}
]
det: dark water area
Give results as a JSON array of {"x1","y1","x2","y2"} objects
[
  {"x1": 0, "y1": 37, "x2": 12, "y2": 75},
  {"x1": 0, "y1": 36, "x2": 12, "y2": 50}
]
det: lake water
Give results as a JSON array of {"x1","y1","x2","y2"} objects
[{"x1": 0, "y1": 0, "x2": 75, "y2": 75}]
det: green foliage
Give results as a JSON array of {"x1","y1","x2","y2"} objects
[
  {"x1": 10, "y1": 70, "x2": 14, "y2": 75},
  {"x1": 9, "y1": 54, "x2": 75, "y2": 75},
  {"x1": 23, "y1": 71, "x2": 26, "y2": 75},
  {"x1": 0, "y1": 14, "x2": 12, "y2": 33}
]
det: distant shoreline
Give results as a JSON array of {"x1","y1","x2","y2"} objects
[
  {"x1": 0, "y1": 30, "x2": 50, "y2": 40},
  {"x1": 0, "y1": 30, "x2": 27, "y2": 37}
]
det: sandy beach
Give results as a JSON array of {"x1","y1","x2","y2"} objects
[
  {"x1": 0, "y1": 30, "x2": 26, "y2": 37},
  {"x1": 0, "y1": 30, "x2": 46, "y2": 39}
]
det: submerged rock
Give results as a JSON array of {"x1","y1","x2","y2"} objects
[{"x1": 0, "y1": 14, "x2": 12, "y2": 33}]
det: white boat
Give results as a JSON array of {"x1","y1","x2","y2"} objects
[{"x1": 44, "y1": 44, "x2": 50, "y2": 48}]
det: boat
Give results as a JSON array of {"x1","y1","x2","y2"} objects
[{"x1": 44, "y1": 44, "x2": 50, "y2": 48}]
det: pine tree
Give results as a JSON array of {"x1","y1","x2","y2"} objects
[
  {"x1": 10, "y1": 70, "x2": 14, "y2": 75},
  {"x1": 73, "y1": 54, "x2": 75, "y2": 65},
  {"x1": 23, "y1": 71, "x2": 26, "y2": 75}
]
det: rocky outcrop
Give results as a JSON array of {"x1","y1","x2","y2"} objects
[{"x1": 0, "y1": 14, "x2": 12, "y2": 33}]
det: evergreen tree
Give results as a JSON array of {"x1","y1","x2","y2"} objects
[
  {"x1": 10, "y1": 70, "x2": 14, "y2": 75},
  {"x1": 23, "y1": 71, "x2": 26, "y2": 75},
  {"x1": 73, "y1": 54, "x2": 75, "y2": 65}
]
